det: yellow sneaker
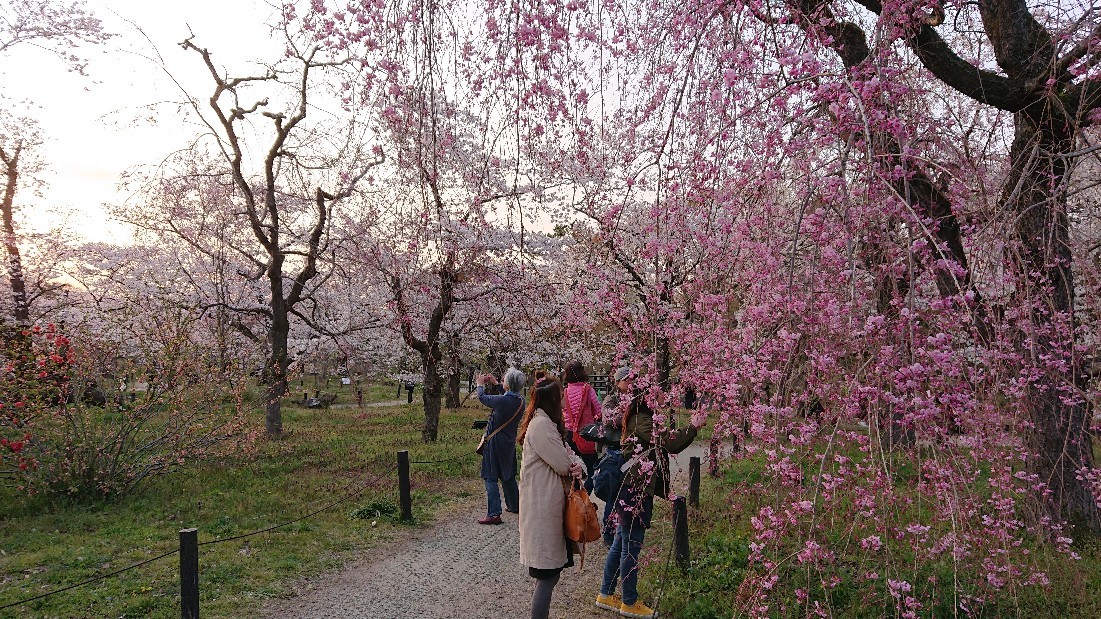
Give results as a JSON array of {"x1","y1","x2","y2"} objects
[
  {"x1": 619, "y1": 600, "x2": 657, "y2": 618},
  {"x1": 595, "y1": 593, "x2": 622, "y2": 611}
]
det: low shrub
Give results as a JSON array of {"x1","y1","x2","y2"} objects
[{"x1": 1, "y1": 324, "x2": 250, "y2": 499}]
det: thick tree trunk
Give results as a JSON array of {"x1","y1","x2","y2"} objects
[
  {"x1": 446, "y1": 365, "x2": 460, "y2": 408},
  {"x1": 785, "y1": 0, "x2": 1100, "y2": 534},
  {"x1": 1, "y1": 147, "x2": 30, "y2": 329},
  {"x1": 445, "y1": 334, "x2": 461, "y2": 408},
  {"x1": 265, "y1": 299, "x2": 289, "y2": 437},
  {"x1": 391, "y1": 265, "x2": 455, "y2": 443},
  {"x1": 421, "y1": 353, "x2": 442, "y2": 442},
  {"x1": 3, "y1": 239, "x2": 29, "y2": 327},
  {"x1": 655, "y1": 334, "x2": 672, "y2": 392},
  {"x1": 1006, "y1": 114, "x2": 1098, "y2": 531},
  {"x1": 486, "y1": 351, "x2": 507, "y2": 378}
]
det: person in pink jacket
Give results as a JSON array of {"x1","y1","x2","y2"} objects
[{"x1": 562, "y1": 360, "x2": 602, "y2": 474}]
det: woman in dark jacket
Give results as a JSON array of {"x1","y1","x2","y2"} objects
[
  {"x1": 596, "y1": 386, "x2": 706, "y2": 618},
  {"x1": 475, "y1": 368, "x2": 526, "y2": 525}
]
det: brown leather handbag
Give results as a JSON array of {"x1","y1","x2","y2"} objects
[{"x1": 562, "y1": 476, "x2": 602, "y2": 569}]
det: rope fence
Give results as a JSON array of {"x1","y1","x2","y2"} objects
[
  {"x1": 0, "y1": 444, "x2": 464, "y2": 615},
  {"x1": 1, "y1": 446, "x2": 702, "y2": 616}
]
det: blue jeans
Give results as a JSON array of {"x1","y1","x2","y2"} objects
[
  {"x1": 600, "y1": 492, "x2": 653, "y2": 605},
  {"x1": 600, "y1": 448, "x2": 624, "y2": 546},
  {"x1": 602, "y1": 498, "x2": 616, "y2": 546},
  {"x1": 484, "y1": 476, "x2": 518, "y2": 516}
]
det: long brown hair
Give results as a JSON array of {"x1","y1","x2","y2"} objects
[{"x1": 517, "y1": 374, "x2": 567, "y2": 444}]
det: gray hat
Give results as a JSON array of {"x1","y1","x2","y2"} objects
[{"x1": 614, "y1": 366, "x2": 632, "y2": 382}]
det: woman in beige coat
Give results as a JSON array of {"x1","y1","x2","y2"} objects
[{"x1": 518, "y1": 374, "x2": 584, "y2": 619}]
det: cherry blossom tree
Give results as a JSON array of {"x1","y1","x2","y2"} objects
[
  {"x1": 0, "y1": 120, "x2": 43, "y2": 330},
  {"x1": 347, "y1": 192, "x2": 523, "y2": 441},
  {"x1": 766, "y1": 0, "x2": 1101, "y2": 534},
  {"x1": 136, "y1": 29, "x2": 384, "y2": 437},
  {"x1": 118, "y1": 156, "x2": 272, "y2": 374},
  {"x1": 0, "y1": 0, "x2": 112, "y2": 73}
]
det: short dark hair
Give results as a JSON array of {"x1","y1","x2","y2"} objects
[{"x1": 563, "y1": 360, "x2": 588, "y2": 384}]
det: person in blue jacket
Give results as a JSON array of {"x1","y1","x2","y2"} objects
[{"x1": 476, "y1": 367, "x2": 526, "y2": 524}]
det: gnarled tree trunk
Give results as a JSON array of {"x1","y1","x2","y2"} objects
[
  {"x1": 445, "y1": 333, "x2": 461, "y2": 408},
  {"x1": 1006, "y1": 113, "x2": 1096, "y2": 529},
  {"x1": 391, "y1": 261, "x2": 456, "y2": 443},
  {"x1": 1, "y1": 144, "x2": 30, "y2": 330}
]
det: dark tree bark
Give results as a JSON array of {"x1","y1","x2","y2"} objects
[
  {"x1": 421, "y1": 354, "x2": 443, "y2": 439},
  {"x1": 444, "y1": 332, "x2": 461, "y2": 409},
  {"x1": 655, "y1": 334, "x2": 672, "y2": 392},
  {"x1": 978, "y1": 4, "x2": 1097, "y2": 529},
  {"x1": 486, "y1": 350, "x2": 507, "y2": 378},
  {"x1": 266, "y1": 302, "x2": 290, "y2": 434},
  {"x1": 0, "y1": 143, "x2": 30, "y2": 329}
]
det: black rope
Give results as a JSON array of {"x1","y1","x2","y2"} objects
[
  {"x1": 199, "y1": 463, "x2": 398, "y2": 546},
  {"x1": 0, "y1": 548, "x2": 178, "y2": 611},
  {"x1": 410, "y1": 451, "x2": 475, "y2": 465}
]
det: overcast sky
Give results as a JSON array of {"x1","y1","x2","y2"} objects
[{"x1": 2, "y1": 0, "x2": 285, "y2": 242}]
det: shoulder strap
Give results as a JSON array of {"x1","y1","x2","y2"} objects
[
  {"x1": 484, "y1": 397, "x2": 524, "y2": 442},
  {"x1": 563, "y1": 385, "x2": 577, "y2": 426},
  {"x1": 619, "y1": 446, "x2": 657, "y2": 473},
  {"x1": 565, "y1": 383, "x2": 591, "y2": 425}
]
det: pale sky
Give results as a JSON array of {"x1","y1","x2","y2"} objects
[{"x1": 2, "y1": 0, "x2": 285, "y2": 242}]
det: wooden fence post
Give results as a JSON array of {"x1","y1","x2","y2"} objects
[
  {"x1": 398, "y1": 450, "x2": 413, "y2": 521},
  {"x1": 689, "y1": 456, "x2": 701, "y2": 507},
  {"x1": 179, "y1": 528, "x2": 199, "y2": 619},
  {"x1": 672, "y1": 496, "x2": 689, "y2": 569}
]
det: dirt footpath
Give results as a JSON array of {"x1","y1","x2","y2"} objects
[{"x1": 262, "y1": 445, "x2": 715, "y2": 619}]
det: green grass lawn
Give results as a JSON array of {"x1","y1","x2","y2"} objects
[
  {"x1": 0, "y1": 389, "x2": 488, "y2": 619},
  {"x1": 286, "y1": 377, "x2": 413, "y2": 405}
]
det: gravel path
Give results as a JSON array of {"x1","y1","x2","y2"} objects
[
  {"x1": 262, "y1": 444, "x2": 719, "y2": 619},
  {"x1": 261, "y1": 501, "x2": 606, "y2": 619}
]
